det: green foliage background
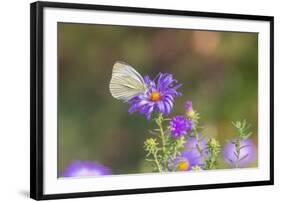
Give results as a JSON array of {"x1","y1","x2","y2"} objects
[{"x1": 58, "y1": 22, "x2": 258, "y2": 176}]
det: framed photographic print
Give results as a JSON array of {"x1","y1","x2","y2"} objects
[{"x1": 30, "y1": 1, "x2": 274, "y2": 200}]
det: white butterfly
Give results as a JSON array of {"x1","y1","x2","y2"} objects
[{"x1": 109, "y1": 61, "x2": 147, "y2": 102}]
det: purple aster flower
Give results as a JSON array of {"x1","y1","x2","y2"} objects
[
  {"x1": 170, "y1": 116, "x2": 193, "y2": 138},
  {"x1": 223, "y1": 139, "x2": 257, "y2": 167},
  {"x1": 128, "y1": 73, "x2": 182, "y2": 119},
  {"x1": 174, "y1": 136, "x2": 208, "y2": 171},
  {"x1": 62, "y1": 160, "x2": 112, "y2": 177}
]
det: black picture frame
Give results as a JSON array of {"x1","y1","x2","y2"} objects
[{"x1": 30, "y1": 1, "x2": 274, "y2": 200}]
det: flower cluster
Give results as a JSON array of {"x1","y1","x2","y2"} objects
[
  {"x1": 62, "y1": 69, "x2": 257, "y2": 178},
  {"x1": 126, "y1": 72, "x2": 257, "y2": 172}
]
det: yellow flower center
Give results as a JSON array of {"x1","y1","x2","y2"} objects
[
  {"x1": 150, "y1": 91, "x2": 161, "y2": 102},
  {"x1": 178, "y1": 160, "x2": 190, "y2": 171}
]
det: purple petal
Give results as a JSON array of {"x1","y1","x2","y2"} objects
[
  {"x1": 127, "y1": 72, "x2": 182, "y2": 119},
  {"x1": 63, "y1": 161, "x2": 112, "y2": 177}
]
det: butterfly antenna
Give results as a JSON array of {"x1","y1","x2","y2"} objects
[{"x1": 153, "y1": 72, "x2": 161, "y2": 82}]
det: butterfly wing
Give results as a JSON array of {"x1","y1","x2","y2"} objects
[{"x1": 109, "y1": 61, "x2": 147, "y2": 102}]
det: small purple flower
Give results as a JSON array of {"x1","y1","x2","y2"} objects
[
  {"x1": 170, "y1": 116, "x2": 193, "y2": 138},
  {"x1": 62, "y1": 160, "x2": 112, "y2": 177},
  {"x1": 128, "y1": 73, "x2": 182, "y2": 119},
  {"x1": 223, "y1": 139, "x2": 257, "y2": 167},
  {"x1": 175, "y1": 136, "x2": 208, "y2": 171}
]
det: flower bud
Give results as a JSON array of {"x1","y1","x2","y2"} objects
[{"x1": 185, "y1": 100, "x2": 195, "y2": 119}]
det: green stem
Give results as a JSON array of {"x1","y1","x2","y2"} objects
[
  {"x1": 172, "y1": 145, "x2": 178, "y2": 160},
  {"x1": 156, "y1": 113, "x2": 168, "y2": 171},
  {"x1": 172, "y1": 136, "x2": 185, "y2": 161},
  {"x1": 194, "y1": 128, "x2": 204, "y2": 159},
  {"x1": 153, "y1": 151, "x2": 162, "y2": 172},
  {"x1": 159, "y1": 122, "x2": 166, "y2": 153},
  {"x1": 235, "y1": 138, "x2": 241, "y2": 168}
]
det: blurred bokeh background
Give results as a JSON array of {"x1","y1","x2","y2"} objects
[{"x1": 58, "y1": 22, "x2": 258, "y2": 176}]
